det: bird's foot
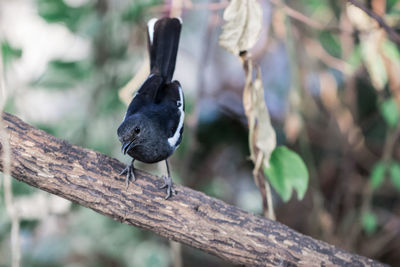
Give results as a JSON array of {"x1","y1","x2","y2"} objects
[
  {"x1": 120, "y1": 164, "x2": 136, "y2": 189},
  {"x1": 160, "y1": 175, "x2": 176, "y2": 200}
]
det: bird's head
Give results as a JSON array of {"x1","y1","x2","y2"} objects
[{"x1": 117, "y1": 114, "x2": 154, "y2": 155}]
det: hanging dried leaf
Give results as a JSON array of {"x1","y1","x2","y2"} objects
[
  {"x1": 243, "y1": 61, "x2": 256, "y2": 160},
  {"x1": 219, "y1": 0, "x2": 263, "y2": 55},
  {"x1": 243, "y1": 65, "x2": 276, "y2": 166},
  {"x1": 253, "y1": 67, "x2": 276, "y2": 168},
  {"x1": 242, "y1": 60, "x2": 253, "y2": 118}
]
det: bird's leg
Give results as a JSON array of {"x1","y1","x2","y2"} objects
[
  {"x1": 160, "y1": 159, "x2": 176, "y2": 199},
  {"x1": 120, "y1": 158, "x2": 136, "y2": 189}
]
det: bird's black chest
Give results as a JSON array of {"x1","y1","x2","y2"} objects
[{"x1": 127, "y1": 138, "x2": 173, "y2": 163}]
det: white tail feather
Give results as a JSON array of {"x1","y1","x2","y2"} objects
[{"x1": 147, "y1": 18, "x2": 158, "y2": 44}]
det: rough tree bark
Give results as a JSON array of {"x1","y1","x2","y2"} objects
[{"x1": 0, "y1": 112, "x2": 385, "y2": 267}]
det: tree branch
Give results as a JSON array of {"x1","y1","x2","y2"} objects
[{"x1": 0, "y1": 112, "x2": 385, "y2": 266}]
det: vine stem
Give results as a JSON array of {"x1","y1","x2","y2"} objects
[{"x1": 265, "y1": 180, "x2": 276, "y2": 220}]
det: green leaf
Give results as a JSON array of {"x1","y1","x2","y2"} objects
[
  {"x1": 37, "y1": 0, "x2": 92, "y2": 33},
  {"x1": 382, "y1": 40, "x2": 400, "y2": 62},
  {"x1": 348, "y1": 45, "x2": 362, "y2": 71},
  {"x1": 301, "y1": 0, "x2": 326, "y2": 11},
  {"x1": 380, "y1": 98, "x2": 399, "y2": 127},
  {"x1": 370, "y1": 162, "x2": 386, "y2": 189},
  {"x1": 389, "y1": 162, "x2": 400, "y2": 191},
  {"x1": 362, "y1": 211, "x2": 378, "y2": 235},
  {"x1": 32, "y1": 60, "x2": 92, "y2": 89},
  {"x1": 264, "y1": 146, "x2": 309, "y2": 202},
  {"x1": 1, "y1": 41, "x2": 22, "y2": 67},
  {"x1": 319, "y1": 31, "x2": 341, "y2": 58},
  {"x1": 388, "y1": 0, "x2": 399, "y2": 12}
]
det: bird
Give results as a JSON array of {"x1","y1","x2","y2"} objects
[{"x1": 117, "y1": 17, "x2": 184, "y2": 199}]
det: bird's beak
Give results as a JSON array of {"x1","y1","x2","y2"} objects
[{"x1": 121, "y1": 140, "x2": 134, "y2": 155}]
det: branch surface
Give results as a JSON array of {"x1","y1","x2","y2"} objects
[{"x1": 0, "y1": 112, "x2": 385, "y2": 266}]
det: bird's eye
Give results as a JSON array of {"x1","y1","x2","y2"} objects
[{"x1": 134, "y1": 127, "x2": 140, "y2": 134}]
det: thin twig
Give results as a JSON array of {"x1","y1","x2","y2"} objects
[
  {"x1": 0, "y1": 44, "x2": 21, "y2": 267},
  {"x1": 347, "y1": 0, "x2": 400, "y2": 45},
  {"x1": 170, "y1": 241, "x2": 182, "y2": 267},
  {"x1": 357, "y1": 120, "x2": 400, "y2": 245},
  {"x1": 265, "y1": 181, "x2": 276, "y2": 220},
  {"x1": 253, "y1": 150, "x2": 270, "y2": 218},
  {"x1": 304, "y1": 37, "x2": 353, "y2": 75},
  {"x1": 270, "y1": 0, "x2": 325, "y2": 30},
  {"x1": 270, "y1": 0, "x2": 356, "y2": 34},
  {"x1": 271, "y1": 0, "x2": 382, "y2": 37}
]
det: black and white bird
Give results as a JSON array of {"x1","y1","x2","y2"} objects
[{"x1": 117, "y1": 17, "x2": 184, "y2": 199}]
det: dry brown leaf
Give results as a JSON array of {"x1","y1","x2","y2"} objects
[
  {"x1": 243, "y1": 60, "x2": 254, "y2": 118},
  {"x1": 253, "y1": 67, "x2": 276, "y2": 168},
  {"x1": 243, "y1": 64, "x2": 276, "y2": 166},
  {"x1": 243, "y1": 60, "x2": 256, "y2": 160},
  {"x1": 219, "y1": 0, "x2": 263, "y2": 55}
]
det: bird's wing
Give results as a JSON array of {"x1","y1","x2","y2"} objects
[
  {"x1": 156, "y1": 81, "x2": 185, "y2": 148},
  {"x1": 125, "y1": 74, "x2": 163, "y2": 117}
]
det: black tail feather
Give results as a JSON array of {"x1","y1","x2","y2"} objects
[{"x1": 148, "y1": 17, "x2": 182, "y2": 82}]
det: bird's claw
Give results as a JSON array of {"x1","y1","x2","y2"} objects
[
  {"x1": 160, "y1": 175, "x2": 176, "y2": 199},
  {"x1": 121, "y1": 164, "x2": 135, "y2": 189},
  {"x1": 120, "y1": 166, "x2": 128, "y2": 176}
]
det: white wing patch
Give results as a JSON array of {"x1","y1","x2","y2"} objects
[
  {"x1": 168, "y1": 85, "x2": 184, "y2": 148},
  {"x1": 147, "y1": 18, "x2": 158, "y2": 45}
]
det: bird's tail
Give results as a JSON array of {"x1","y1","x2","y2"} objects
[{"x1": 147, "y1": 17, "x2": 182, "y2": 82}]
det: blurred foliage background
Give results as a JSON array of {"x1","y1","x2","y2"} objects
[{"x1": 1, "y1": 0, "x2": 400, "y2": 266}]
